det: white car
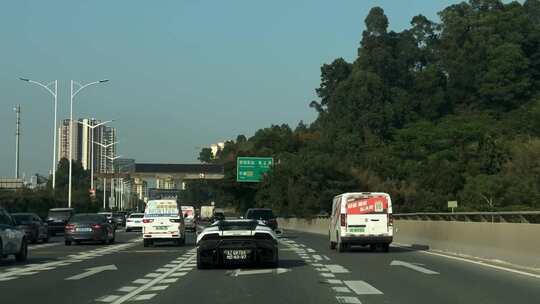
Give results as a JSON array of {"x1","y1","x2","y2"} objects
[
  {"x1": 181, "y1": 206, "x2": 196, "y2": 232},
  {"x1": 142, "y1": 200, "x2": 186, "y2": 247},
  {"x1": 125, "y1": 213, "x2": 144, "y2": 232},
  {"x1": 0, "y1": 208, "x2": 28, "y2": 262},
  {"x1": 329, "y1": 192, "x2": 393, "y2": 252}
]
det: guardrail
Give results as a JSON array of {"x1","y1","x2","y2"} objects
[{"x1": 393, "y1": 211, "x2": 540, "y2": 224}]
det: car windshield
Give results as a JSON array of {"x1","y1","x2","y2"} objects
[
  {"x1": 70, "y1": 214, "x2": 105, "y2": 223},
  {"x1": 246, "y1": 210, "x2": 274, "y2": 220},
  {"x1": 12, "y1": 214, "x2": 33, "y2": 224},
  {"x1": 217, "y1": 220, "x2": 258, "y2": 231},
  {"x1": 48, "y1": 211, "x2": 71, "y2": 220},
  {"x1": 112, "y1": 213, "x2": 124, "y2": 218}
]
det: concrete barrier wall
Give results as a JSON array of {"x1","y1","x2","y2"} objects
[{"x1": 278, "y1": 218, "x2": 540, "y2": 269}]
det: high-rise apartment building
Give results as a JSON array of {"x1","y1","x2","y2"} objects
[
  {"x1": 58, "y1": 118, "x2": 117, "y2": 173},
  {"x1": 57, "y1": 119, "x2": 79, "y2": 162}
]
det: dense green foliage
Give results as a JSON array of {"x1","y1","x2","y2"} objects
[
  {"x1": 190, "y1": 0, "x2": 540, "y2": 216},
  {"x1": 0, "y1": 158, "x2": 101, "y2": 215}
]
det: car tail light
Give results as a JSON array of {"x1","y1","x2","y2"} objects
[
  {"x1": 142, "y1": 219, "x2": 154, "y2": 224},
  {"x1": 65, "y1": 224, "x2": 75, "y2": 232},
  {"x1": 91, "y1": 224, "x2": 102, "y2": 230},
  {"x1": 127, "y1": 219, "x2": 133, "y2": 222},
  {"x1": 388, "y1": 214, "x2": 394, "y2": 226},
  {"x1": 170, "y1": 219, "x2": 181, "y2": 223},
  {"x1": 340, "y1": 214, "x2": 347, "y2": 227}
]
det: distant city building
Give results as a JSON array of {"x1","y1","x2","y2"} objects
[
  {"x1": 0, "y1": 178, "x2": 24, "y2": 190},
  {"x1": 210, "y1": 142, "x2": 225, "y2": 158},
  {"x1": 156, "y1": 178, "x2": 178, "y2": 189},
  {"x1": 58, "y1": 118, "x2": 117, "y2": 173},
  {"x1": 58, "y1": 119, "x2": 79, "y2": 162},
  {"x1": 114, "y1": 158, "x2": 135, "y2": 173}
]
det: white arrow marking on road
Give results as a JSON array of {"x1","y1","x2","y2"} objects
[
  {"x1": 390, "y1": 260, "x2": 439, "y2": 274},
  {"x1": 228, "y1": 268, "x2": 290, "y2": 277},
  {"x1": 65, "y1": 265, "x2": 118, "y2": 280}
]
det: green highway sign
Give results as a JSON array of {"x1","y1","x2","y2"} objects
[{"x1": 237, "y1": 157, "x2": 274, "y2": 182}]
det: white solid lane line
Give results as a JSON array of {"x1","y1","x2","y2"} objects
[
  {"x1": 392, "y1": 243, "x2": 540, "y2": 280},
  {"x1": 65, "y1": 264, "x2": 118, "y2": 280},
  {"x1": 390, "y1": 260, "x2": 439, "y2": 275},
  {"x1": 29, "y1": 243, "x2": 61, "y2": 250}
]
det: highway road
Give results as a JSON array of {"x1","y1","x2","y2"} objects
[{"x1": 1, "y1": 229, "x2": 539, "y2": 304}]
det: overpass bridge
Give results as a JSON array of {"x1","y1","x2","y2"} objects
[{"x1": 95, "y1": 163, "x2": 224, "y2": 201}]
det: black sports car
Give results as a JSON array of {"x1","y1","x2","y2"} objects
[{"x1": 196, "y1": 219, "x2": 278, "y2": 269}]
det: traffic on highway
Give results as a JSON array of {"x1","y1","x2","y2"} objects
[
  {"x1": 3, "y1": 1, "x2": 540, "y2": 303},
  {"x1": 2, "y1": 197, "x2": 539, "y2": 304}
]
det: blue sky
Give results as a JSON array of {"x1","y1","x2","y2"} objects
[{"x1": 0, "y1": 0, "x2": 459, "y2": 177}]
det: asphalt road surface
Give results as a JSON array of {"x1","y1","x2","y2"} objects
[{"x1": 1, "y1": 229, "x2": 539, "y2": 304}]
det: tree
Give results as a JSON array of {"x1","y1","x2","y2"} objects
[{"x1": 198, "y1": 148, "x2": 213, "y2": 163}]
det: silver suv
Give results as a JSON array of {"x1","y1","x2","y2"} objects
[{"x1": 0, "y1": 208, "x2": 28, "y2": 262}]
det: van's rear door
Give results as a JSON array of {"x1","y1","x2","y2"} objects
[{"x1": 345, "y1": 194, "x2": 390, "y2": 235}]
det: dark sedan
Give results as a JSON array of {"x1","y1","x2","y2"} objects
[
  {"x1": 64, "y1": 214, "x2": 115, "y2": 245},
  {"x1": 11, "y1": 213, "x2": 49, "y2": 243},
  {"x1": 46, "y1": 208, "x2": 74, "y2": 236},
  {"x1": 112, "y1": 212, "x2": 127, "y2": 227},
  {"x1": 245, "y1": 208, "x2": 278, "y2": 231}
]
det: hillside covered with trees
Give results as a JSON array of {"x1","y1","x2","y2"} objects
[{"x1": 192, "y1": 0, "x2": 540, "y2": 217}]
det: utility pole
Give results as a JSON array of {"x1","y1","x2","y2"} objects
[{"x1": 14, "y1": 105, "x2": 21, "y2": 179}]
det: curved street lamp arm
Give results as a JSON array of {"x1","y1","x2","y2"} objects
[
  {"x1": 72, "y1": 79, "x2": 108, "y2": 98},
  {"x1": 19, "y1": 78, "x2": 56, "y2": 97}
]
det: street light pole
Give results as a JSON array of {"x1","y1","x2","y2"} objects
[
  {"x1": 14, "y1": 105, "x2": 21, "y2": 179},
  {"x1": 77, "y1": 120, "x2": 113, "y2": 190},
  {"x1": 94, "y1": 140, "x2": 117, "y2": 210},
  {"x1": 68, "y1": 79, "x2": 109, "y2": 208},
  {"x1": 105, "y1": 154, "x2": 122, "y2": 210},
  {"x1": 19, "y1": 78, "x2": 58, "y2": 189}
]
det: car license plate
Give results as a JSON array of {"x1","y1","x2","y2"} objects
[
  {"x1": 349, "y1": 227, "x2": 365, "y2": 233},
  {"x1": 76, "y1": 228, "x2": 92, "y2": 232},
  {"x1": 154, "y1": 226, "x2": 168, "y2": 230},
  {"x1": 224, "y1": 249, "x2": 250, "y2": 260},
  {"x1": 134, "y1": 220, "x2": 141, "y2": 223}
]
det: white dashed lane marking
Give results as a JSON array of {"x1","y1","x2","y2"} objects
[
  {"x1": 0, "y1": 241, "x2": 139, "y2": 283},
  {"x1": 280, "y1": 237, "x2": 383, "y2": 304},
  {"x1": 344, "y1": 281, "x2": 383, "y2": 295},
  {"x1": 96, "y1": 249, "x2": 196, "y2": 303},
  {"x1": 325, "y1": 264, "x2": 350, "y2": 274},
  {"x1": 336, "y1": 296, "x2": 362, "y2": 304}
]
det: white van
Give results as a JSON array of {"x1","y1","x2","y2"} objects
[
  {"x1": 329, "y1": 192, "x2": 393, "y2": 252},
  {"x1": 142, "y1": 199, "x2": 185, "y2": 247}
]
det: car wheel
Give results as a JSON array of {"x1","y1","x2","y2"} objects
[
  {"x1": 382, "y1": 243, "x2": 390, "y2": 253},
  {"x1": 65, "y1": 240, "x2": 72, "y2": 246},
  {"x1": 125, "y1": 228, "x2": 131, "y2": 232},
  {"x1": 75, "y1": 240, "x2": 81, "y2": 245},
  {"x1": 196, "y1": 253, "x2": 210, "y2": 269},
  {"x1": 15, "y1": 238, "x2": 28, "y2": 262},
  {"x1": 110, "y1": 232, "x2": 116, "y2": 244},
  {"x1": 43, "y1": 235, "x2": 49, "y2": 243},
  {"x1": 143, "y1": 239, "x2": 152, "y2": 247},
  {"x1": 337, "y1": 236, "x2": 347, "y2": 253},
  {"x1": 267, "y1": 250, "x2": 279, "y2": 268}
]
